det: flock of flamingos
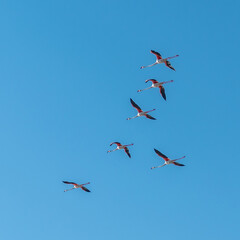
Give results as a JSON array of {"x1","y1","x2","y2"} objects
[{"x1": 63, "y1": 50, "x2": 186, "y2": 193}]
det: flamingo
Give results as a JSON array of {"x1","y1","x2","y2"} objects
[
  {"x1": 140, "y1": 50, "x2": 179, "y2": 71},
  {"x1": 107, "y1": 142, "x2": 133, "y2": 158},
  {"x1": 127, "y1": 98, "x2": 156, "y2": 120},
  {"x1": 63, "y1": 181, "x2": 91, "y2": 192},
  {"x1": 151, "y1": 149, "x2": 186, "y2": 169},
  {"x1": 137, "y1": 79, "x2": 174, "y2": 100}
]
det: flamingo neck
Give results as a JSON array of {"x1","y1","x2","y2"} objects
[
  {"x1": 167, "y1": 55, "x2": 179, "y2": 60},
  {"x1": 145, "y1": 109, "x2": 156, "y2": 113}
]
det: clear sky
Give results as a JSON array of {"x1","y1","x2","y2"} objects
[{"x1": 0, "y1": 0, "x2": 239, "y2": 239}]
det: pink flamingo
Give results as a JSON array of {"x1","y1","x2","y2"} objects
[
  {"x1": 107, "y1": 142, "x2": 133, "y2": 158},
  {"x1": 137, "y1": 79, "x2": 174, "y2": 100},
  {"x1": 127, "y1": 98, "x2": 156, "y2": 120},
  {"x1": 140, "y1": 50, "x2": 179, "y2": 71},
  {"x1": 62, "y1": 181, "x2": 91, "y2": 192},
  {"x1": 151, "y1": 149, "x2": 186, "y2": 169}
]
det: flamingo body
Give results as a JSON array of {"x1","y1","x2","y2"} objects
[
  {"x1": 151, "y1": 149, "x2": 186, "y2": 169},
  {"x1": 127, "y1": 98, "x2": 156, "y2": 120},
  {"x1": 107, "y1": 142, "x2": 133, "y2": 158},
  {"x1": 137, "y1": 79, "x2": 173, "y2": 101},
  {"x1": 63, "y1": 181, "x2": 91, "y2": 192},
  {"x1": 140, "y1": 50, "x2": 179, "y2": 71}
]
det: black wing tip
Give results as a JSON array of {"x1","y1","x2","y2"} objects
[
  {"x1": 125, "y1": 148, "x2": 131, "y2": 158},
  {"x1": 130, "y1": 98, "x2": 135, "y2": 104},
  {"x1": 154, "y1": 148, "x2": 163, "y2": 155},
  {"x1": 150, "y1": 50, "x2": 160, "y2": 55},
  {"x1": 146, "y1": 114, "x2": 156, "y2": 120},
  {"x1": 149, "y1": 117, "x2": 157, "y2": 120},
  {"x1": 174, "y1": 163, "x2": 185, "y2": 167},
  {"x1": 82, "y1": 187, "x2": 91, "y2": 192}
]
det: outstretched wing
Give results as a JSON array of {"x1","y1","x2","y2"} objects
[
  {"x1": 146, "y1": 114, "x2": 156, "y2": 120},
  {"x1": 81, "y1": 186, "x2": 91, "y2": 192},
  {"x1": 110, "y1": 142, "x2": 122, "y2": 146},
  {"x1": 130, "y1": 98, "x2": 142, "y2": 113},
  {"x1": 124, "y1": 147, "x2": 131, "y2": 158},
  {"x1": 159, "y1": 86, "x2": 166, "y2": 100},
  {"x1": 63, "y1": 181, "x2": 77, "y2": 185},
  {"x1": 150, "y1": 50, "x2": 162, "y2": 60},
  {"x1": 165, "y1": 60, "x2": 175, "y2": 71},
  {"x1": 145, "y1": 79, "x2": 158, "y2": 84},
  {"x1": 173, "y1": 162, "x2": 185, "y2": 167},
  {"x1": 154, "y1": 149, "x2": 170, "y2": 161}
]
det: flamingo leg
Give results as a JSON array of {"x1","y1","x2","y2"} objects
[
  {"x1": 140, "y1": 62, "x2": 158, "y2": 69},
  {"x1": 127, "y1": 116, "x2": 138, "y2": 120},
  {"x1": 64, "y1": 188, "x2": 75, "y2": 192},
  {"x1": 107, "y1": 149, "x2": 118, "y2": 153},
  {"x1": 151, "y1": 163, "x2": 166, "y2": 169},
  {"x1": 137, "y1": 86, "x2": 153, "y2": 92}
]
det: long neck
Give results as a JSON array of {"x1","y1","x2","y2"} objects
[
  {"x1": 161, "y1": 80, "x2": 174, "y2": 85},
  {"x1": 82, "y1": 182, "x2": 90, "y2": 186},
  {"x1": 167, "y1": 55, "x2": 179, "y2": 60},
  {"x1": 145, "y1": 109, "x2": 156, "y2": 113},
  {"x1": 124, "y1": 143, "x2": 134, "y2": 147},
  {"x1": 173, "y1": 156, "x2": 186, "y2": 161}
]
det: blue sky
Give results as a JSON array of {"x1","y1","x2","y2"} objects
[{"x1": 0, "y1": 0, "x2": 239, "y2": 239}]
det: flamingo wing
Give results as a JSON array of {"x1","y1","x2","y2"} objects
[
  {"x1": 124, "y1": 147, "x2": 131, "y2": 158},
  {"x1": 145, "y1": 79, "x2": 158, "y2": 84},
  {"x1": 81, "y1": 186, "x2": 91, "y2": 192},
  {"x1": 150, "y1": 50, "x2": 162, "y2": 60},
  {"x1": 159, "y1": 86, "x2": 166, "y2": 100},
  {"x1": 154, "y1": 149, "x2": 170, "y2": 161},
  {"x1": 173, "y1": 162, "x2": 185, "y2": 166},
  {"x1": 130, "y1": 98, "x2": 142, "y2": 113},
  {"x1": 165, "y1": 60, "x2": 175, "y2": 71},
  {"x1": 63, "y1": 181, "x2": 77, "y2": 185},
  {"x1": 110, "y1": 142, "x2": 122, "y2": 146},
  {"x1": 145, "y1": 114, "x2": 156, "y2": 120}
]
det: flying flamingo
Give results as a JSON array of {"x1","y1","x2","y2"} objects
[
  {"x1": 107, "y1": 142, "x2": 133, "y2": 158},
  {"x1": 127, "y1": 98, "x2": 156, "y2": 120},
  {"x1": 140, "y1": 50, "x2": 179, "y2": 71},
  {"x1": 151, "y1": 149, "x2": 186, "y2": 169},
  {"x1": 137, "y1": 79, "x2": 174, "y2": 100},
  {"x1": 62, "y1": 181, "x2": 91, "y2": 192}
]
